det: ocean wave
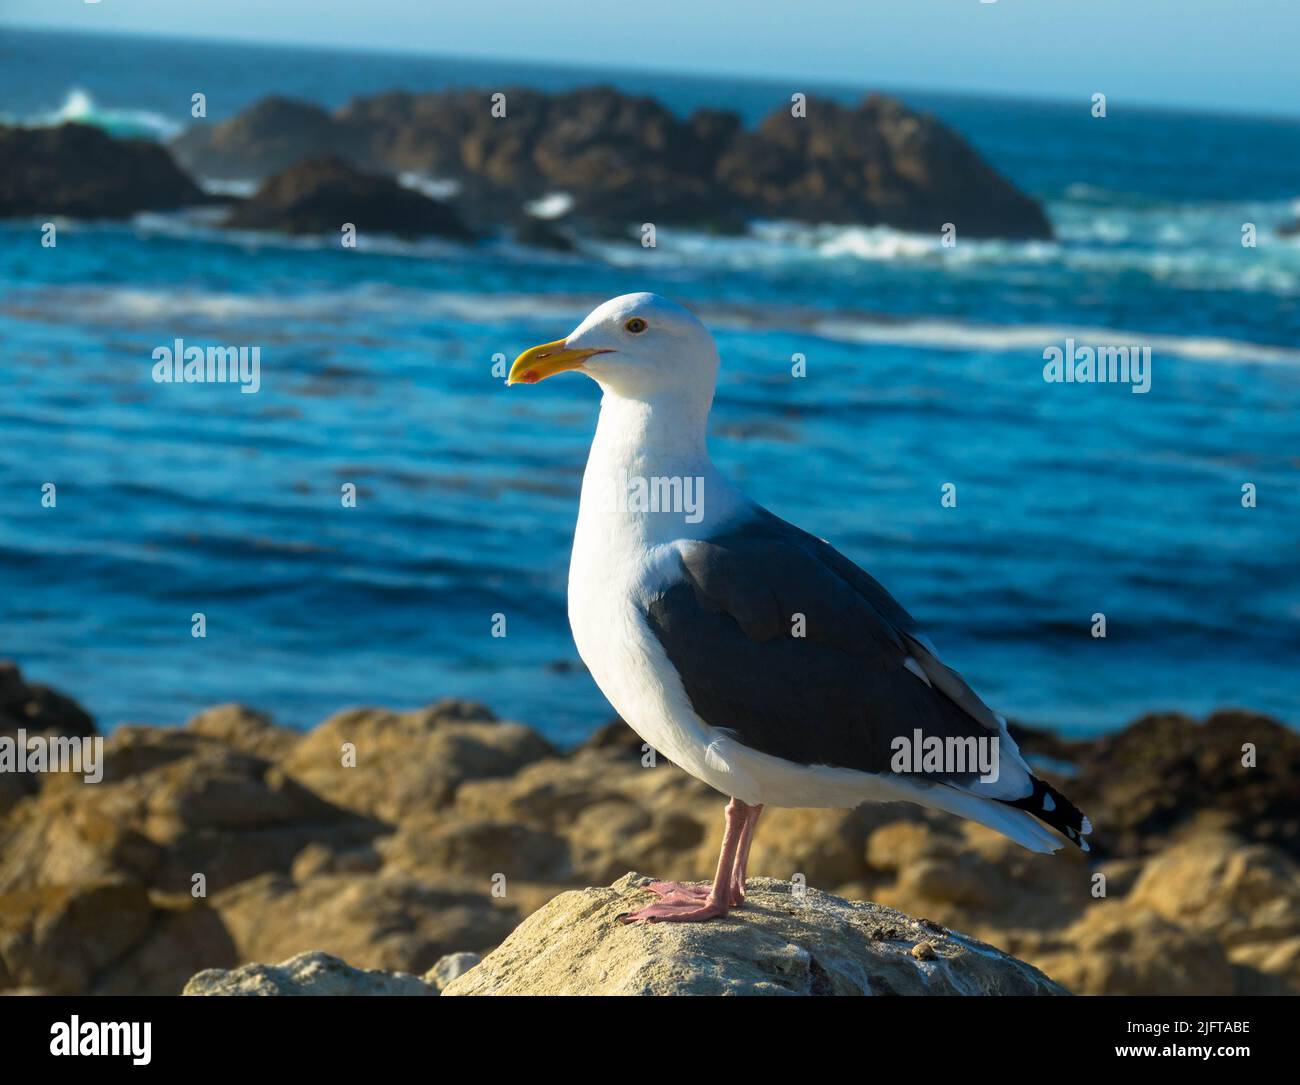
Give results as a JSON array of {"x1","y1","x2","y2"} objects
[
  {"x1": 7, "y1": 281, "x2": 1297, "y2": 368},
  {"x1": 397, "y1": 173, "x2": 461, "y2": 200},
  {"x1": 0, "y1": 282, "x2": 592, "y2": 328},
  {"x1": 582, "y1": 207, "x2": 1300, "y2": 294},
  {"x1": 198, "y1": 178, "x2": 259, "y2": 198},
  {"x1": 808, "y1": 316, "x2": 1300, "y2": 366},
  {"x1": 4, "y1": 87, "x2": 183, "y2": 141}
]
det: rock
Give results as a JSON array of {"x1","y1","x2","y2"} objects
[
  {"x1": 870, "y1": 818, "x2": 1090, "y2": 935},
  {"x1": 184, "y1": 950, "x2": 437, "y2": 996},
  {"x1": 714, "y1": 94, "x2": 1053, "y2": 239},
  {"x1": 172, "y1": 86, "x2": 1050, "y2": 240},
  {"x1": 93, "y1": 894, "x2": 238, "y2": 996},
  {"x1": 210, "y1": 871, "x2": 518, "y2": 975},
  {"x1": 185, "y1": 704, "x2": 300, "y2": 761},
  {"x1": 0, "y1": 880, "x2": 154, "y2": 993},
  {"x1": 1068, "y1": 710, "x2": 1300, "y2": 860},
  {"x1": 280, "y1": 703, "x2": 554, "y2": 821},
  {"x1": 0, "y1": 661, "x2": 97, "y2": 738},
  {"x1": 3, "y1": 669, "x2": 1297, "y2": 998},
  {"x1": 577, "y1": 718, "x2": 647, "y2": 755},
  {"x1": 1230, "y1": 937, "x2": 1300, "y2": 993},
  {"x1": 376, "y1": 814, "x2": 572, "y2": 883},
  {"x1": 512, "y1": 215, "x2": 576, "y2": 252},
  {"x1": 442, "y1": 873, "x2": 1068, "y2": 995},
  {"x1": 171, "y1": 96, "x2": 372, "y2": 182},
  {"x1": 747, "y1": 806, "x2": 883, "y2": 888},
  {"x1": 0, "y1": 124, "x2": 206, "y2": 220},
  {"x1": 1123, "y1": 830, "x2": 1300, "y2": 992},
  {"x1": 0, "y1": 725, "x2": 382, "y2": 896},
  {"x1": 1027, "y1": 904, "x2": 1235, "y2": 996},
  {"x1": 0, "y1": 661, "x2": 99, "y2": 813},
  {"x1": 342, "y1": 85, "x2": 746, "y2": 236},
  {"x1": 451, "y1": 746, "x2": 718, "y2": 886},
  {"x1": 290, "y1": 841, "x2": 382, "y2": 880},
  {"x1": 1127, "y1": 831, "x2": 1300, "y2": 945},
  {"x1": 224, "y1": 155, "x2": 474, "y2": 239},
  {"x1": 424, "y1": 951, "x2": 480, "y2": 990}
]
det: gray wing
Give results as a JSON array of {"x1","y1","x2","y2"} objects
[{"x1": 643, "y1": 506, "x2": 1009, "y2": 786}]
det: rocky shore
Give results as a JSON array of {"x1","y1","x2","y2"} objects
[
  {"x1": 1, "y1": 660, "x2": 1296, "y2": 995},
  {"x1": 1, "y1": 84, "x2": 1053, "y2": 241}
]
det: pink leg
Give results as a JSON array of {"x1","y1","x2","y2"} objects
[
  {"x1": 729, "y1": 803, "x2": 763, "y2": 905},
  {"x1": 620, "y1": 798, "x2": 755, "y2": 923}
]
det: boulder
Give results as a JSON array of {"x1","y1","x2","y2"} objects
[
  {"x1": 184, "y1": 950, "x2": 437, "y2": 996},
  {"x1": 425, "y1": 951, "x2": 481, "y2": 990},
  {"x1": 0, "y1": 880, "x2": 154, "y2": 993},
  {"x1": 210, "y1": 871, "x2": 518, "y2": 975},
  {"x1": 1068, "y1": 710, "x2": 1300, "y2": 860},
  {"x1": 170, "y1": 96, "x2": 372, "y2": 181},
  {"x1": 511, "y1": 214, "x2": 577, "y2": 252},
  {"x1": 280, "y1": 701, "x2": 554, "y2": 820},
  {"x1": 0, "y1": 660, "x2": 99, "y2": 813},
  {"x1": 442, "y1": 873, "x2": 1068, "y2": 995},
  {"x1": 185, "y1": 703, "x2": 301, "y2": 761},
  {"x1": 0, "y1": 124, "x2": 206, "y2": 219},
  {"x1": 0, "y1": 722, "x2": 383, "y2": 896},
  {"x1": 92, "y1": 893, "x2": 238, "y2": 995},
  {"x1": 223, "y1": 155, "x2": 474, "y2": 239},
  {"x1": 714, "y1": 94, "x2": 1053, "y2": 239},
  {"x1": 871, "y1": 818, "x2": 1092, "y2": 934},
  {"x1": 1124, "y1": 830, "x2": 1300, "y2": 991},
  {"x1": 450, "y1": 744, "x2": 719, "y2": 886},
  {"x1": 0, "y1": 660, "x2": 97, "y2": 738},
  {"x1": 376, "y1": 814, "x2": 572, "y2": 883},
  {"x1": 1026, "y1": 904, "x2": 1235, "y2": 997}
]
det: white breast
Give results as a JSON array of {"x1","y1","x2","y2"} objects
[{"x1": 565, "y1": 388, "x2": 751, "y2": 798}]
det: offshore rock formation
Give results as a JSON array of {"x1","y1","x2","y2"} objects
[
  {"x1": 170, "y1": 85, "x2": 1053, "y2": 239},
  {"x1": 222, "y1": 155, "x2": 474, "y2": 239},
  {"x1": 0, "y1": 123, "x2": 207, "y2": 219}
]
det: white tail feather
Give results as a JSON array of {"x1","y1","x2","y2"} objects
[{"x1": 906, "y1": 781, "x2": 1064, "y2": 854}]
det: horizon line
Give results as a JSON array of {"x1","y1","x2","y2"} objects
[{"x1": 4, "y1": 20, "x2": 1300, "y2": 125}]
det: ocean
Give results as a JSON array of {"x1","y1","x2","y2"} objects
[{"x1": 1, "y1": 26, "x2": 1298, "y2": 741}]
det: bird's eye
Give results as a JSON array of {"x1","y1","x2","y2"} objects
[{"x1": 625, "y1": 317, "x2": 648, "y2": 334}]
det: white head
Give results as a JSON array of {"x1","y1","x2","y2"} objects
[{"x1": 508, "y1": 292, "x2": 719, "y2": 405}]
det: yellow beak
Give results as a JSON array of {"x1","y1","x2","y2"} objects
[{"x1": 507, "y1": 339, "x2": 611, "y2": 385}]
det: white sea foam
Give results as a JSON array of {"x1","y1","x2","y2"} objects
[
  {"x1": 198, "y1": 178, "x2": 259, "y2": 198},
  {"x1": 810, "y1": 316, "x2": 1300, "y2": 366},
  {"x1": 8, "y1": 87, "x2": 183, "y2": 140},
  {"x1": 524, "y1": 192, "x2": 575, "y2": 220},
  {"x1": 397, "y1": 173, "x2": 461, "y2": 200},
  {"x1": 8, "y1": 281, "x2": 1297, "y2": 369},
  {"x1": 579, "y1": 205, "x2": 1298, "y2": 294}
]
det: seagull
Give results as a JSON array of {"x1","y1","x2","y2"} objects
[{"x1": 509, "y1": 292, "x2": 1092, "y2": 923}]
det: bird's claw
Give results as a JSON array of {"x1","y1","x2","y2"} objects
[{"x1": 618, "y1": 879, "x2": 741, "y2": 923}]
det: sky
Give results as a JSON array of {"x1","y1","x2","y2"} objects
[{"x1": 2, "y1": 0, "x2": 1297, "y2": 116}]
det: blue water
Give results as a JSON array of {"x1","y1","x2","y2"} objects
[{"x1": 2, "y1": 28, "x2": 1298, "y2": 740}]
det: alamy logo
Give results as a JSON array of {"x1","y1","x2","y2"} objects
[
  {"x1": 50, "y1": 1017, "x2": 151, "y2": 1065},
  {"x1": 1043, "y1": 338, "x2": 1151, "y2": 393},
  {"x1": 616, "y1": 471, "x2": 704, "y2": 524},
  {"x1": 890, "y1": 728, "x2": 1001, "y2": 783},
  {"x1": 0, "y1": 729, "x2": 104, "y2": 783},
  {"x1": 152, "y1": 339, "x2": 261, "y2": 393}
]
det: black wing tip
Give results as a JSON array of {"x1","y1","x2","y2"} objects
[{"x1": 1005, "y1": 777, "x2": 1093, "y2": 852}]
